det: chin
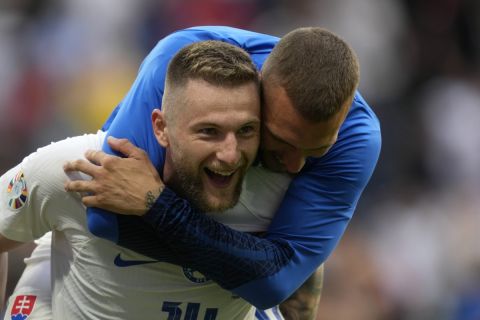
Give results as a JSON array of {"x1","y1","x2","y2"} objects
[
  {"x1": 206, "y1": 199, "x2": 237, "y2": 213},
  {"x1": 262, "y1": 159, "x2": 285, "y2": 173},
  {"x1": 201, "y1": 193, "x2": 239, "y2": 213}
]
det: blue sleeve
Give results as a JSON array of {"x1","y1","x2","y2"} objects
[
  {"x1": 115, "y1": 94, "x2": 381, "y2": 309},
  {"x1": 234, "y1": 93, "x2": 381, "y2": 306},
  {"x1": 87, "y1": 26, "x2": 277, "y2": 242}
]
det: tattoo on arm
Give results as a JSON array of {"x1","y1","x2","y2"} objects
[
  {"x1": 279, "y1": 264, "x2": 324, "y2": 320},
  {"x1": 145, "y1": 186, "x2": 165, "y2": 210}
]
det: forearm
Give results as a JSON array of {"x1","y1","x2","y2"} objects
[
  {"x1": 279, "y1": 264, "x2": 324, "y2": 320},
  {"x1": 114, "y1": 186, "x2": 342, "y2": 309},
  {"x1": 118, "y1": 187, "x2": 294, "y2": 290},
  {"x1": 0, "y1": 252, "x2": 7, "y2": 312}
]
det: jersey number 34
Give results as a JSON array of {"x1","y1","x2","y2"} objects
[{"x1": 162, "y1": 301, "x2": 218, "y2": 320}]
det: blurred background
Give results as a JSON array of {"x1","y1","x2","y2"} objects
[{"x1": 0, "y1": 0, "x2": 479, "y2": 319}]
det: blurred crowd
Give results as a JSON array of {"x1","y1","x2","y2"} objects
[{"x1": 1, "y1": 1, "x2": 479, "y2": 319}]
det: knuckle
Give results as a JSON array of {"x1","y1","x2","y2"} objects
[
  {"x1": 102, "y1": 157, "x2": 115, "y2": 169},
  {"x1": 88, "y1": 181, "x2": 97, "y2": 193},
  {"x1": 96, "y1": 193, "x2": 107, "y2": 203},
  {"x1": 87, "y1": 151, "x2": 100, "y2": 164},
  {"x1": 138, "y1": 148, "x2": 148, "y2": 159},
  {"x1": 82, "y1": 198, "x2": 93, "y2": 207},
  {"x1": 71, "y1": 160, "x2": 81, "y2": 168}
]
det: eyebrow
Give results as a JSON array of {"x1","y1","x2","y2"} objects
[
  {"x1": 193, "y1": 119, "x2": 261, "y2": 128},
  {"x1": 270, "y1": 130, "x2": 332, "y2": 151}
]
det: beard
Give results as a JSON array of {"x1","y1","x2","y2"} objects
[{"x1": 168, "y1": 155, "x2": 246, "y2": 213}]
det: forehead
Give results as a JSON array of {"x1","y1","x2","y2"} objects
[
  {"x1": 176, "y1": 79, "x2": 260, "y2": 126},
  {"x1": 262, "y1": 83, "x2": 344, "y2": 149}
]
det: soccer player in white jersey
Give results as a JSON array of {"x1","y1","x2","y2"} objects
[{"x1": 0, "y1": 41, "x2": 285, "y2": 319}]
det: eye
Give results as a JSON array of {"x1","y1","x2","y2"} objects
[
  {"x1": 237, "y1": 125, "x2": 257, "y2": 136},
  {"x1": 198, "y1": 128, "x2": 218, "y2": 136}
]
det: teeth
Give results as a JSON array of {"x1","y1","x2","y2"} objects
[{"x1": 210, "y1": 169, "x2": 235, "y2": 176}]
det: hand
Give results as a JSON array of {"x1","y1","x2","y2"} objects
[{"x1": 64, "y1": 136, "x2": 164, "y2": 216}]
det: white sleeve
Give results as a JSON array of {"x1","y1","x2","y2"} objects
[
  {"x1": 0, "y1": 132, "x2": 104, "y2": 243},
  {"x1": 0, "y1": 161, "x2": 51, "y2": 242}
]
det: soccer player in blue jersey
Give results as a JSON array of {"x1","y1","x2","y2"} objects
[
  {"x1": 65, "y1": 26, "x2": 381, "y2": 318},
  {"x1": 1, "y1": 41, "x2": 285, "y2": 319}
]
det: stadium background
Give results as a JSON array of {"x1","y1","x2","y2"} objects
[{"x1": 0, "y1": 1, "x2": 479, "y2": 319}]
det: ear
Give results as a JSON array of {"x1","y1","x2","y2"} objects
[{"x1": 152, "y1": 109, "x2": 169, "y2": 147}]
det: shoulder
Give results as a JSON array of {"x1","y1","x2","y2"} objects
[
  {"x1": 22, "y1": 132, "x2": 105, "y2": 183},
  {"x1": 145, "y1": 26, "x2": 279, "y2": 65},
  {"x1": 330, "y1": 91, "x2": 381, "y2": 161},
  {"x1": 0, "y1": 132, "x2": 105, "y2": 242},
  {"x1": 160, "y1": 26, "x2": 278, "y2": 46},
  {"x1": 343, "y1": 91, "x2": 381, "y2": 134},
  {"x1": 1, "y1": 132, "x2": 105, "y2": 212}
]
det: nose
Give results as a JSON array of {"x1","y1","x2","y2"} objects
[
  {"x1": 216, "y1": 133, "x2": 241, "y2": 166},
  {"x1": 281, "y1": 149, "x2": 306, "y2": 173}
]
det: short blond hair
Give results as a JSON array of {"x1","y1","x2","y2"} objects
[
  {"x1": 163, "y1": 41, "x2": 259, "y2": 122},
  {"x1": 166, "y1": 40, "x2": 259, "y2": 88}
]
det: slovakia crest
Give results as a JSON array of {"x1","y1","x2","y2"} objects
[
  {"x1": 7, "y1": 171, "x2": 28, "y2": 210},
  {"x1": 10, "y1": 295, "x2": 37, "y2": 320}
]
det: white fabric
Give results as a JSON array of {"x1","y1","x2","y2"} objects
[
  {"x1": 3, "y1": 237, "x2": 52, "y2": 320},
  {"x1": 0, "y1": 132, "x2": 291, "y2": 320}
]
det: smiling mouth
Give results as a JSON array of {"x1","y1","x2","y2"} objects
[{"x1": 204, "y1": 168, "x2": 236, "y2": 188}]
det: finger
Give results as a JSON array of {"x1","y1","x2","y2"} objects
[
  {"x1": 64, "y1": 180, "x2": 96, "y2": 194},
  {"x1": 80, "y1": 195, "x2": 99, "y2": 208},
  {"x1": 84, "y1": 149, "x2": 110, "y2": 166},
  {"x1": 63, "y1": 159, "x2": 99, "y2": 177},
  {"x1": 107, "y1": 136, "x2": 146, "y2": 160}
]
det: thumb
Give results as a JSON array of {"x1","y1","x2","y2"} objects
[{"x1": 107, "y1": 136, "x2": 146, "y2": 160}]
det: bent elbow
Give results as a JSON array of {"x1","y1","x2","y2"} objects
[
  {"x1": 233, "y1": 280, "x2": 291, "y2": 310},
  {"x1": 86, "y1": 208, "x2": 119, "y2": 243}
]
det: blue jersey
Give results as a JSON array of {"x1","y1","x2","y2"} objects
[{"x1": 89, "y1": 26, "x2": 381, "y2": 309}]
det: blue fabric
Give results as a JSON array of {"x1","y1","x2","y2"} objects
[
  {"x1": 87, "y1": 26, "x2": 381, "y2": 308},
  {"x1": 120, "y1": 187, "x2": 294, "y2": 289}
]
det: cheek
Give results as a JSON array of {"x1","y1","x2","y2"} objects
[
  {"x1": 189, "y1": 142, "x2": 220, "y2": 165},
  {"x1": 238, "y1": 139, "x2": 259, "y2": 160},
  {"x1": 248, "y1": 141, "x2": 260, "y2": 158},
  {"x1": 262, "y1": 137, "x2": 290, "y2": 155},
  {"x1": 260, "y1": 131, "x2": 277, "y2": 150},
  {"x1": 173, "y1": 142, "x2": 208, "y2": 166}
]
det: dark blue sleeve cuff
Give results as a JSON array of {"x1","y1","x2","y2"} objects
[{"x1": 141, "y1": 186, "x2": 178, "y2": 228}]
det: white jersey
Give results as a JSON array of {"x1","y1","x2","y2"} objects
[
  {"x1": 0, "y1": 132, "x2": 291, "y2": 320},
  {"x1": 3, "y1": 234, "x2": 52, "y2": 320}
]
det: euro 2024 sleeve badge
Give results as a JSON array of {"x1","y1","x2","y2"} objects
[{"x1": 7, "y1": 171, "x2": 28, "y2": 210}]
